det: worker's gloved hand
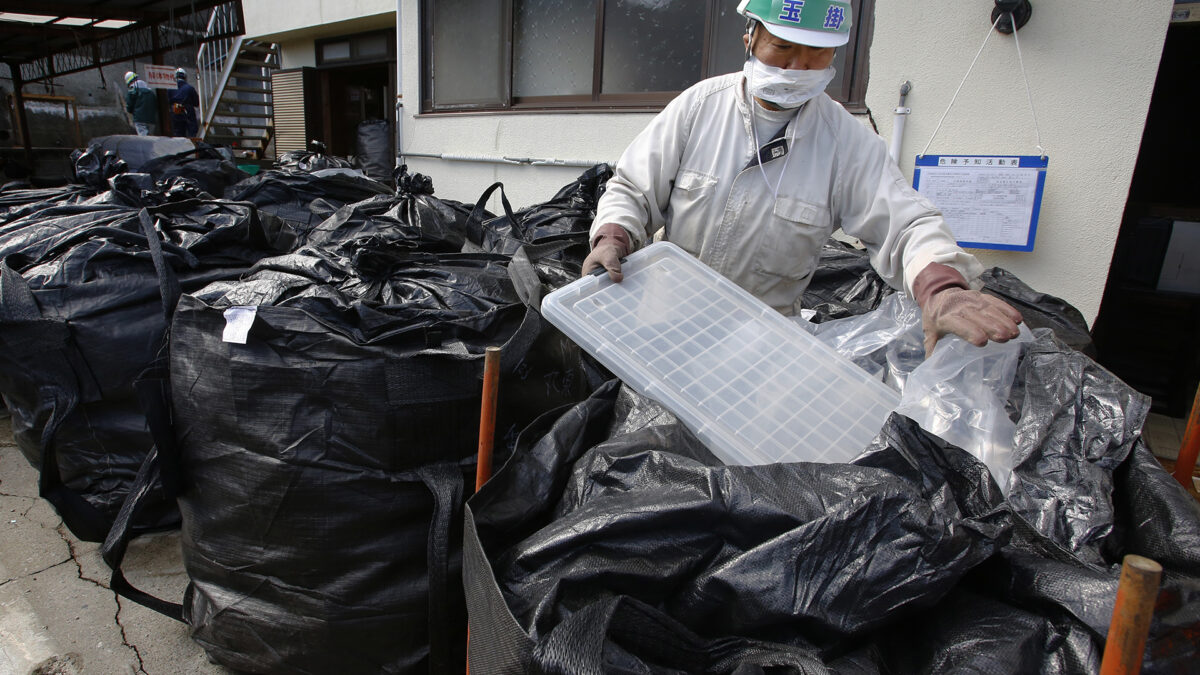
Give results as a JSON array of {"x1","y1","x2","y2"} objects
[
  {"x1": 581, "y1": 223, "x2": 632, "y2": 283},
  {"x1": 914, "y1": 262, "x2": 1023, "y2": 357}
]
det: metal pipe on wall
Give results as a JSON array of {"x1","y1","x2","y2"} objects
[
  {"x1": 889, "y1": 80, "x2": 912, "y2": 163},
  {"x1": 401, "y1": 151, "x2": 611, "y2": 169}
]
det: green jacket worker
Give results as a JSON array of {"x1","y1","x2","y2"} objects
[
  {"x1": 584, "y1": 0, "x2": 1022, "y2": 356},
  {"x1": 124, "y1": 71, "x2": 158, "y2": 136}
]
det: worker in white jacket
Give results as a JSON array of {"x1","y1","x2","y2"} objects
[{"x1": 584, "y1": 0, "x2": 1022, "y2": 356}]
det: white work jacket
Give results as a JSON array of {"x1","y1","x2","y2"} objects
[{"x1": 593, "y1": 73, "x2": 982, "y2": 315}]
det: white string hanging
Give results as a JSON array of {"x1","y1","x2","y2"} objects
[{"x1": 920, "y1": 12, "x2": 1046, "y2": 159}]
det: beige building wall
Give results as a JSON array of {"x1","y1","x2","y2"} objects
[
  {"x1": 868, "y1": 1, "x2": 1172, "y2": 324},
  {"x1": 244, "y1": 0, "x2": 395, "y2": 43}
]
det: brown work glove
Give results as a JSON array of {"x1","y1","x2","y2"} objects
[
  {"x1": 914, "y1": 262, "x2": 1023, "y2": 357},
  {"x1": 581, "y1": 223, "x2": 632, "y2": 282}
]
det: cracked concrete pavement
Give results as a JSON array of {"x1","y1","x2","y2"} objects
[{"x1": 0, "y1": 414, "x2": 234, "y2": 675}]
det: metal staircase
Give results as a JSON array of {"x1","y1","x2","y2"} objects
[{"x1": 196, "y1": 4, "x2": 279, "y2": 159}]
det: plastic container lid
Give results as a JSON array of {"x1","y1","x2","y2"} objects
[{"x1": 542, "y1": 242, "x2": 899, "y2": 465}]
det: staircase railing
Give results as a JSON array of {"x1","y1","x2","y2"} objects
[{"x1": 196, "y1": 3, "x2": 246, "y2": 139}]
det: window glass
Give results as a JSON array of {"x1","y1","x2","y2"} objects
[
  {"x1": 712, "y1": 1, "x2": 749, "y2": 76},
  {"x1": 600, "y1": 0, "x2": 704, "y2": 94},
  {"x1": 322, "y1": 41, "x2": 350, "y2": 62},
  {"x1": 513, "y1": 0, "x2": 596, "y2": 97},
  {"x1": 421, "y1": 0, "x2": 871, "y2": 110},
  {"x1": 357, "y1": 33, "x2": 389, "y2": 58},
  {"x1": 429, "y1": 0, "x2": 507, "y2": 107}
]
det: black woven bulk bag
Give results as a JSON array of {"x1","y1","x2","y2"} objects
[
  {"x1": 102, "y1": 238, "x2": 597, "y2": 675},
  {"x1": 0, "y1": 200, "x2": 293, "y2": 541}
]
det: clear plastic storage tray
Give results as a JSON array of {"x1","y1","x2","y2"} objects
[{"x1": 542, "y1": 242, "x2": 900, "y2": 465}]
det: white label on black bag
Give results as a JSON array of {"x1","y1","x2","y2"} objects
[{"x1": 222, "y1": 306, "x2": 257, "y2": 344}]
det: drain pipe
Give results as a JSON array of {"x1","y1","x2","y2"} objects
[
  {"x1": 401, "y1": 151, "x2": 611, "y2": 169},
  {"x1": 889, "y1": 80, "x2": 912, "y2": 163}
]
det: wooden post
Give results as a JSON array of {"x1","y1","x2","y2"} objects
[
  {"x1": 1099, "y1": 554, "x2": 1162, "y2": 675},
  {"x1": 475, "y1": 346, "x2": 502, "y2": 492},
  {"x1": 1172, "y1": 384, "x2": 1199, "y2": 490}
]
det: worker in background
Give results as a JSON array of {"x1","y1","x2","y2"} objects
[
  {"x1": 170, "y1": 68, "x2": 200, "y2": 138},
  {"x1": 584, "y1": 0, "x2": 1022, "y2": 357},
  {"x1": 124, "y1": 71, "x2": 158, "y2": 136}
]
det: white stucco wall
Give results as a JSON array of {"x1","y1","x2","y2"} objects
[
  {"x1": 244, "y1": 0, "x2": 395, "y2": 41},
  {"x1": 398, "y1": 0, "x2": 1169, "y2": 324},
  {"x1": 868, "y1": 1, "x2": 1172, "y2": 323}
]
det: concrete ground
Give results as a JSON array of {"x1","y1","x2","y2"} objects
[{"x1": 0, "y1": 414, "x2": 232, "y2": 675}]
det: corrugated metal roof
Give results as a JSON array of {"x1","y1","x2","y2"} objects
[{"x1": 0, "y1": 0, "x2": 243, "y2": 82}]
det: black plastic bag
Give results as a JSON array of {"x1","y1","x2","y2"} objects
[
  {"x1": 465, "y1": 381, "x2": 1011, "y2": 673},
  {"x1": 69, "y1": 145, "x2": 128, "y2": 188},
  {"x1": 0, "y1": 200, "x2": 294, "y2": 541},
  {"x1": 466, "y1": 165, "x2": 611, "y2": 290},
  {"x1": 355, "y1": 119, "x2": 394, "y2": 182},
  {"x1": 275, "y1": 141, "x2": 353, "y2": 171},
  {"x1": 0, "y1": 184, "x2": 95, "y2": 224},
  {"x1": 466, "y1": 329, "x2": 1200, "y2": 673},
  {"x1": 304, "y1": 166, "x2": 477, "y2": 256},
  {"x1": 980, "y1": 267, "x2": 1096, "y2": 356},
  {"x1": 800, "y1": 240, "x2": 895, "y2": 322},
  {"x1": 140, "y1": 144, "x2": 250, "y2": 197},
  {"x1": 225, "y1": 166, "x2": 393, "y2": 235}
]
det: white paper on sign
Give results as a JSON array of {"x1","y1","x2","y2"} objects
[{"x1": 222, "y1": 306, "x2": 258, "y2": 344}]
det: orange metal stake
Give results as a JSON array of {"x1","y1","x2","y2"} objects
[
  {"x1": 1099, "y1": 554, "x2": 1163, "y2": 675},
  {"x1": 475, "y1": 346, "x2": 502, "y2": 491},
  {"x1": 1172, "y1": 384, "x2": 1200, "y2": 490}
]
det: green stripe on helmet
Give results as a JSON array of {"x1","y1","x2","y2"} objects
[{"x1": 738, "y1": 0, "x2": 852, "y2": 36}]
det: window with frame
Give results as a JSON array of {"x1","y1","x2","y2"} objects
[
  {"x1": 316, "y1": 29, "x2": 396, "y2": 67},
  {"x1": 421, "y1": 0, "x2": 872, "y2": 113}
]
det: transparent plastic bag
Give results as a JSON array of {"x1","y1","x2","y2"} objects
[
  {"x1": 799, "y1": 293, "x2": 1032, "y2": 493},
  {"x1": 798, "y1": 292, "x2": 925, "y2": 390},
  {"x1": 894, "y1": 325, "x2": 1032, "y2": 495}
]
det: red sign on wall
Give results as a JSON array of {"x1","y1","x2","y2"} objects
[{"x1": 143, "y1": 65, "x2": 182, "y2": 89}]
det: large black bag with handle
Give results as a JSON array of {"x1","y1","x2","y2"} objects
[
  {"x1": 0, "y1": 196, "x2": 293, "y2": 541},
  {"x1": 465, "y1": 324, "x2": 1200, "y2": 673},
  {"x1": 102, "y1": 232, "x2": 603, "y2": 674}
]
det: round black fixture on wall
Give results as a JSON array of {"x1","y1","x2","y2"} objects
[{"x1": 992, "y1": 0, "x2": 1033, "y2": 34}]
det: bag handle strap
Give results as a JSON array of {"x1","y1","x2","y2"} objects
[
  {"x1": 0, "y1": 261, "x2": 113, "y2": 540},
  {"x1": 465, "y1": 182, "x2": 516, "y2": 247},
  {"x1": 495, "y1": 238, "x2": 584, "y2": 374},
  {"x1": 101, "y1": 360, "x2": 185, "y2": 621},
  {"x1": 417, "y1": 463, "x2": 466, "y2": 674}
]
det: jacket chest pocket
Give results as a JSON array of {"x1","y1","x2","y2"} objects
[
  {"x1": 752, "y1": 197, "x2": 833, "y2": 281},
  {"x1": 666, "y1": 170, "x2": 718, "y2": 242}
]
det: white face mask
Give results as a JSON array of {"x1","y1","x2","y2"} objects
[{"x1": 742, "y1": 56, "x2": 836, "y2": 109}]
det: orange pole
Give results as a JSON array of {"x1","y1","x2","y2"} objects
[
  {"x1": 475, "y1": 346, "x2": 502, "y2": 491},
  {"x1": 1172, "y1": 384, "x2": 1200, "y2": 489},
  {"x1": 1099, "y1": 554, "x2": 1162, "y2": 675},
  {"x1": 468, "y1": 346, "x2": 501, "y2": 675}
]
